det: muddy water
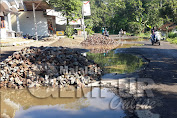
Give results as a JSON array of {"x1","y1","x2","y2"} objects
[
  {"x1": 115, "y1": 38, "x2": 146, "y2": 42},
  {"x1": 87, "y1": 50, "x2": 143, "y2": 74},
  {"x1": 84, "y1": 43, "x2": 143, "y2": 53},
  {"x1": 0, "y1": 87, "x2": 126, "y2": 118}
]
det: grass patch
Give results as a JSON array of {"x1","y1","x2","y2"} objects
[
  {"x1": 168, "y1": 32, "x2": 177, "y2": 38},
  {"x1": 87, "y1": 50, "x2": 143, "y2": 74},
  {"x1": 136, "y1": 33, "x2": 151, "y2": 38},
  {"x1": 166, "y1": 37, "x2": 177, "y2": 44}
]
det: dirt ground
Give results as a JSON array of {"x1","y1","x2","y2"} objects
[{"x1": 50, "y1": 37, "x2": 84, "y2": 48}]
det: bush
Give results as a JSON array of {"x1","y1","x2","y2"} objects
[
  {"x1": 65, "y1": 26, "x2": 74, "y2": 38},
  {"x1": 166, "y1": 37, "x2": 177, "y2": 44},
  {"x1": 85, "y1": 28, "x2": 94, "y2": 35},
  {"x1": 128, "y1": 22, "x2": 142, "y2": 34},
  {"x1": 168, "y1": 32, "x2": 177, "y2": 38},
  {"x1": 136, "y1": 32, "x2": 151, "y2": 38},
  {"x1": 125, "y1": 32, "x2": 133, "y2": 36}
]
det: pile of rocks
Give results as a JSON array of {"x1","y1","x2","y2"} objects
[
  {"x1": 84, "y1": 45, "x2": 119, "y2": 53},
  {"x1": 0, "y1": 46, "x2": 102, "y2": 89},
  {"x1": 81, "y1": 34, "x2": 118, "y2": 46}
]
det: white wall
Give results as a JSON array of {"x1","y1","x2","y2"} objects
[
  {"x1": 0, "y1": 29, "x2": 7, "y2": 39},
  {"x1": 0, "y1": 16, "x2": 8, "y2": 39},
  {"x1": 12, "y1": 11, "x2": 49, "y2": 36}
]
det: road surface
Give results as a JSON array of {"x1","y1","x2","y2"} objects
[
  {"x1": 1, "y1": 36, "x2": 177, "y2": 117},
  {"x1": 119, "y1": 39, "x2": 177, "y2": 118}
]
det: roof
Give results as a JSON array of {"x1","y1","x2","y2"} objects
[
  {"x1": 159, "y1": 22, "x2": 177, "y2": 31},
  {"x1": 23, "y1": 0, "x2": 51, "y2": 11}
]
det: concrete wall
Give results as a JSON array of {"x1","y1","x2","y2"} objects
[{"x1": 12, "y1": 11, "x2": 49, "y2": 36}]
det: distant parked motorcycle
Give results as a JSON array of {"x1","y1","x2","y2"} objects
[{"x1": 150, "y1": 31, "x2": 161, "y2": 46}]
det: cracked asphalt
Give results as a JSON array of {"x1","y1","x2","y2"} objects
[{"x1": 119, "y1": 39, "x2": 177, "y2": 118}]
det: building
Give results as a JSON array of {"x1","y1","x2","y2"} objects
[
  {"x1": 159, "y1": 22, "x2": 177, "y2": 38},
  {"x1": 46, "y1": 9, "x2": 82, "y2": 33},
  {"x1": 159, "y1": 22, "x2": 177, "y2": 32},
  {"x1": 12, "y1": 0, "x2": 54, "y2": 39},
  {"x1": 0, "y1": 0, "x2": 24, "y2": 39},
  {"x1": 1, "y1": 0, "x2": 83, "y2": 40}
]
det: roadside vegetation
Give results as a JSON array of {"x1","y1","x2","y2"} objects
[
  {"x1": 48, "y1": 0, "x2": 177, "y2": 37},
  {"x1": 166, "y1": 30, "x2": 177, "y2": 44},
  {"x1": 166, "y1": 37, "x2": 177, "y2": 44},
  {"x1": 87, "y1": 0, "x2": 177, "y2": 35}
]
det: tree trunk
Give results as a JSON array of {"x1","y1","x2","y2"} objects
[{"x1": 67, "y1": 18, "x2": 69, "y2": 26}]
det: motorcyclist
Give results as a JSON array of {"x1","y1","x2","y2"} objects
[
  {"x1": 151, "y1": 27, "x2": 157, "y2": 42},
  {"x1": 105, "y1": 28, "x2": 109, "y2": 37},
  {"x1": 102, "y1": 28, "x2": 105, "y2": 35}
]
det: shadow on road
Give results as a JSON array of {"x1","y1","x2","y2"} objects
[{"x1": 0, "y1": 50, "x2": 16, "y2": 62}]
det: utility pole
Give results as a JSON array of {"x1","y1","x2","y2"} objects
[
  {"x1": 82, "y1": 4, "x2": 86, "y2": 40},
  {"x1": 0, "y1": 17, "x2": 1, "y2": 40},
  {"x1": 0, "y1": 17, "x2": 1, "y2": 59},
  {"x1": 32, "y1": 3, "x2": 38, "y2": 41}
]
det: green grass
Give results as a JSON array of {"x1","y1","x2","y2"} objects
[
  {"x1": 87, "y1": 50, "x2": 143, "y2": 74},
  {"x1": 168, "y1": 32, "x2": 177, "y2": 38},
  {"x1": 136, "y1": 32, "x2": 151, "y2": 38},
  {"x1": 166, "y1": 37, "x2": 177, "y2": 44}
]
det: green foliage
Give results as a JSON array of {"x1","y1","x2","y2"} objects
[
  {"x1": 168, "y1": 32, "x2": 177, "y2": 38},
  {"x1": 48, "y1": 0, "x2": 177, "y2": 35},
  {"x1": 125, "y1": 32, "x2": 133, "y2": 36},
  {"x1": 86, "y1": 0, "x2": 177, "y2": 34},
  {"x1": 85, "y1": 19, "x2": 94, "y2": 35},
  {"x1": 85, "y1": 28, "x2": 94, "y2": 35},
  {"x1": 159, "y1": 0, "x2": 177, "y2": 23},
  {"x1": 128, "y1": 22, "x2": 142, "y2": 34},
  {"x1": 49, "y1": 0, "x2": 82, "y2": 25},
  {"x1": 65, "y1": 26, "x2": 74, "y2": 38},
  {"x1": 136, "y1": 32, "x2": 151, "y2": 38},
  {"x1": 166, "y1": 37, "x2": 177, "y2": 44},
  {"x1": 146, "y1": 24, "x2": 152, "y2": 29}
]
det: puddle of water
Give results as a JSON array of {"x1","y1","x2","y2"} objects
[
  {"x1": 115, "y1": 38, "x2": 146, "y2": 42},
  {"x1": 0, "y1": 87, "x2": 126, "y2": 118},
  {"x1": 84, "y1": 45, "x2": 118, "y2": 53},
  {"x1": 84, "y1": 43, "x2": 143, "y2": 53},
  {"x1": 87, "y1": 50, "x2": 143, "y2": 74},
  {"x1": 115, "y1": 44, "x2": 143, "y2": 49}
]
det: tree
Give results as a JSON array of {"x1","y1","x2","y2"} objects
[
  {"x1": 49, "y1": 0, "x2": 82, "y2": 25},
  {"x1": 48, "y1": 0, "x2": 177, "y2": 35},
  {"x1": 49, "y1": 0, "x2": 82, "y2": 37},
  {"x1": 159, "y1": 0, "x2": 177, "y2": 23}
]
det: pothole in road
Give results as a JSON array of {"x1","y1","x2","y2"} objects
[
  {"x1": 86, "y1": 50, "x2": 144, "y2": 74},
  {"x1": 115, "y1": 38, "x2": 147, "y2": 42}
]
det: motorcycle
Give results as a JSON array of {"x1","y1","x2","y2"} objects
[{"x1": 150, "y1": 31, "x2": 161, "y2": 46}]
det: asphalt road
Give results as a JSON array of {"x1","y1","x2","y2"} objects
[{"x1": 119, "y1": 39, "x2": 177, "y2": 118}]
